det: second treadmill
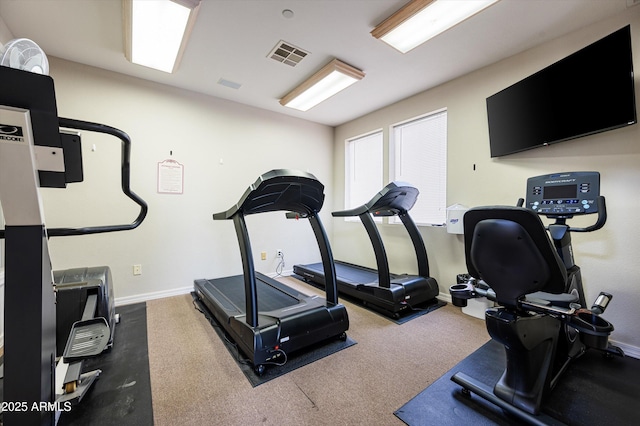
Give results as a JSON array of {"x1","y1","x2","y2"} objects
[
  {"x1": 193, "y1": 169, "x2": 349, "y2": 375},
  {"x1": 293, "y1": 182, "x2": 439, "y2": 318}
]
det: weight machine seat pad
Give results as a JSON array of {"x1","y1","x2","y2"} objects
[{"x1": 464, "y1": 206, "x2": 567, "y2": 307}]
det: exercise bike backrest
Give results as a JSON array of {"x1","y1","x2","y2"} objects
[{"x1": 463, "y1": 206, "x2": 567, "y2": 307}]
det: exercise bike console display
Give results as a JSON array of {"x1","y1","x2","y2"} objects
[{"x1": 525, "y1": 171, "x2": 600, "y2": 216}]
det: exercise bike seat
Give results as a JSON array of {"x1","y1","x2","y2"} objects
[
  {"x1": 464, "y1": 206, "x2": 568, "y2": 308},
  {"x1": 525, "y1": 291, "x2": 578, "y2": 308}
]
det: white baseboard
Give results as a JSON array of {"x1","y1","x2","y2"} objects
[
  {"x1": 438, "y1": 292, "x2": 453, "y2": 304},
  {"x1": 610, "y1": 340, "x2": 640, "y2": 359},
  {"x1": 265, "y1": 269, "x2": 294, "y2": 278},
  {"x1": 113, "y1": 269, "x2": 294, "y2": 307},
  {"x1": 114, "y1": 285, "x2": 192, "y2": 307}
]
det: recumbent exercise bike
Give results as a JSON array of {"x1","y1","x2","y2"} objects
[{"x1": 449, "y1": 171, "x2": 623, "y2": 423}]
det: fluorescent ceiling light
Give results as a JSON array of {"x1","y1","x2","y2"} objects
[
  {"x1": 123, "y1": 0, "x2": 201, "y2": 73},
  {"x1": 371, "y1": 0, "x2": 499, "y2": 53},
  {"x1": 280, "y1": 59, "x2": 365, "y2": 111}
]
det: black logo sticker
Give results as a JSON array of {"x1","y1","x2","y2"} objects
[{"x1": 0, "y1": 123, "x2": 24, "y2": 142}]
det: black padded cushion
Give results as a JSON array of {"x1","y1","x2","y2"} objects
[{"x1": 464, "y1": 206, "x2": 567, "y2": 307}]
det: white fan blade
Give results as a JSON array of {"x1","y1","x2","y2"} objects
[
  {"x1": 9, "y1": 47, "x2": 22, "y2": 68},
  {"x1": 24, "y1": 54, "x2": 44, "y2": 74}
]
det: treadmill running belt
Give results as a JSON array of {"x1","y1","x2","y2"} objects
[
  {"x1": 304, "y1": 262, "x2": 381, "y2": 286},
  {"x1": 202, "y1": 275, "x2": 299, "y2": 313},
  {"x1": 334, "y1": 262, "x2": 379, "y2": 285}
]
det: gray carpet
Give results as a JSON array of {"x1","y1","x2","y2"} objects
[{"x1": 146, "y1": 277, "x2": 489, "y2": 425}]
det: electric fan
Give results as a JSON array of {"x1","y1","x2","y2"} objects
[{"x1": 0, "y1": 38, "x2": 49, "y2": 74}]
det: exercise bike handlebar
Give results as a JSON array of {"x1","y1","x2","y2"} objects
[
  {"x1": 569, "y1": 195, "x2": 607, "y2": 233},
  {"x1": 46, "y1": 117, "x2": 148, "y2": 237},
  {"x1": 517, "y1": 196, "x2": 606, "y2": 233}
]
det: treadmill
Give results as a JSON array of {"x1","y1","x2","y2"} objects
[
  {"x1": 293, "y1": 182, "x2": 439, "y2": 318},
  {"x1": 193, "y1": 169, "x2": 349, "y2": 375}
]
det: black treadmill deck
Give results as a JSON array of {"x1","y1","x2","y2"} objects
[
  {"x1": 294, "y1": 261, "x2": 437, "y2": 316},
  {"x1": 194, "y1": 273, "x2": 348, "y2": 368}
]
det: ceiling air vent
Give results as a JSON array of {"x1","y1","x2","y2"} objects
[{"x1": 268, "y1": 41, "x2": 309, "y2": 67}]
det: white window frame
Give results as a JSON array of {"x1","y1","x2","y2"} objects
[{"x1": 389, "y1": 108, "x2": 447, "y2": 226}]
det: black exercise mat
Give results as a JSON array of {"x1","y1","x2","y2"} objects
[
  {"x1": 193, "y1": 293, "x2": 356, "y2": 387},
  {"x1": 58, "y1": 302, "x2": 153, "y2": 426},
  {"x1": 292, "y1": 274, "x2": 446, "y2": 324},
  {"x1": 395, "y1": 339, "x2": 640, "y2": 425},
  {"x1": 392, "y1": 299, "x2": 447, "y2": 324}
]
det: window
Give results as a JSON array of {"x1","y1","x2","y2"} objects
[
  {"x1": 345, "y1": 130, "x2": 383, "y2": 212},
  {"x1": 390, "y1": 109, "x2": 447, "y2": 225}
]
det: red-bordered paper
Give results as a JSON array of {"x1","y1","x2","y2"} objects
[{"x1": 157, "y1": 159, "x2": 184, "y2": 194}]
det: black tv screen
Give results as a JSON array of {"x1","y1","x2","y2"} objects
[{"x1": 487, "y1": 25, "x2": 636, "y2": 158}]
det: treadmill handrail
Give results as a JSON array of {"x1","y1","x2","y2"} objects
[
  {"x1": 233, "y1": 214, "x2": 259, "y2": 327},
  {"x1": 358, "y1": 212, "x2": 391, "y2": 288},
  {"x1": 399, "y1": 211, "x2": 430, "y2": 278}
]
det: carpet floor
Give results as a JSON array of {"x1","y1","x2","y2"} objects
[{"x1": 146, "y1": 276, "x2": 488, "y2": 425}]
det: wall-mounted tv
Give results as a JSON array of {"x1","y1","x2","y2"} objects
[{"x1": 486, "y1": 25, "x2": 636, "y2": 158}]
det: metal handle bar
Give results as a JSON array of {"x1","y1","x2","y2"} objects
[
  {"x1": 49, "y1": 117, "x2": 148, "y2": 236},
  {"x1": 569, "y1": 195, "x2": 606, "y2": 232},
  {"x1": 1, "y1": 118, "x2": 148, "y2": 238}
]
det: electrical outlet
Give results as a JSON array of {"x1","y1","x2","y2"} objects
[
  {"x1": 133, "y1": 264, "x2": 142, "y2": 275},
  {"x1": 261, "y1": 251, "x2": 267, "y2": 260},
  {"x1": 276, "y1": 249, "x2": 283, "y2": 258}
]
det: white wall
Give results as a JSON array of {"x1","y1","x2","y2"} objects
[
  {"x1": 333, "y1": 8, "x2": 640, "y2": 353},
  {"x1": 0, "y1": 13, "x2": 11, "y2": 45},
  {"x1": 40, "y1": 58, "x2": 335, "y2": 304}
]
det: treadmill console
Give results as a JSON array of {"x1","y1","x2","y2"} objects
[{"x1": 525, "y1": 171, "x2": 600, "y2": 216}]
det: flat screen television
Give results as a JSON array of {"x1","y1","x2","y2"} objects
[{"x1": 486, "y1": 25, "x2": 636, "y2": 158}]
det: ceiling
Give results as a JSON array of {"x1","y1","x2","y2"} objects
[{"x1": 0, "y1": 0, "x2": 634, "y2": 127}]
